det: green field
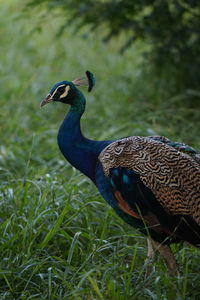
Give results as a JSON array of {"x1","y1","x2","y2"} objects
[{"x1": 0, "y1": 1, "x2": 200, "y2": 299}]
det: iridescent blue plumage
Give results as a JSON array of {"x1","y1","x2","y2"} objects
[{"x1": 57, "y1": 104, "x2": 110, "y2": 181}]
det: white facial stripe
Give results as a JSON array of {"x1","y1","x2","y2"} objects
[
  {"x1": 51, "y1": 84, "x2": 66, "y2": 98},
  {"x1": 60, "y1": 85, "x2": 70, "y2": 98}
]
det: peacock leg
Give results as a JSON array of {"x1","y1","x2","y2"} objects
[
  {"x1": 145, "y1": 237, "x2": 156, "y2": 277},
  {"x1": 151, "y1": 239, "x2": 179, "y2": 276}
]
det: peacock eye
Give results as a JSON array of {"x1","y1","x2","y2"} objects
[{"x1": 58, "y1": 87, "x2": 66, "y2": 94}]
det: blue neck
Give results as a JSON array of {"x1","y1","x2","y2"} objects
[{"x1": 57, "y1": 93, "x2": 111, "y2": 182}]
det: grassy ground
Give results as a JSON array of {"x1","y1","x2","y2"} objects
[{"x1": 0, "y1": 1, "x2": 200, "y2": 299}]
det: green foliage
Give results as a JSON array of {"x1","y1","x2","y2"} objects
[
  {"x1": 0, "y1": 0, "x2": 200, "y2": 298},
  {"x1": 27, "y1": 0, "x2": 200, "y2": 92}
]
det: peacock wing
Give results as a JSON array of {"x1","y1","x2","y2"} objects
[
  {"x1": 107, "y1": 166, "x2": 174, "y2": 238},
  {"x1": 99, "y1": 136, "x2": 200, "y2": 225},
  {"x1": 148, "y1": 135, "x2": 200, "y2": 164}
]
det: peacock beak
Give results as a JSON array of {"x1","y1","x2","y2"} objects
[{"x1": 40, "y1": 94, "x2": 53, "y2": 107}]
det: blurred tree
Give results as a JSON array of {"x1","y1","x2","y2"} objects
[{"x1": 28, "y1": 0, "x2": 200, "y2": 93}]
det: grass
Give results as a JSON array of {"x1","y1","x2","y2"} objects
[{"x1": 0, "y1": 1, "x2": 200, "y2": 299}]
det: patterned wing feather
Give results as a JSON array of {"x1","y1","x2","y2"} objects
[
  {"x1": 99, "y1": 136, "x2": 200, "y2": 225},
  {"x1": 148, "y1": 135, "x2": 200, "y2": 164}
]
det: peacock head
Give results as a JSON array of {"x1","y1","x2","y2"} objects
[{"x1": 40, "y1": 70, "x2": 95, "y2": 107}]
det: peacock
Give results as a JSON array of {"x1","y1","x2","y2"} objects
[{"x1": 40, "y1": 71, "x2": 200, "y2": 275}]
